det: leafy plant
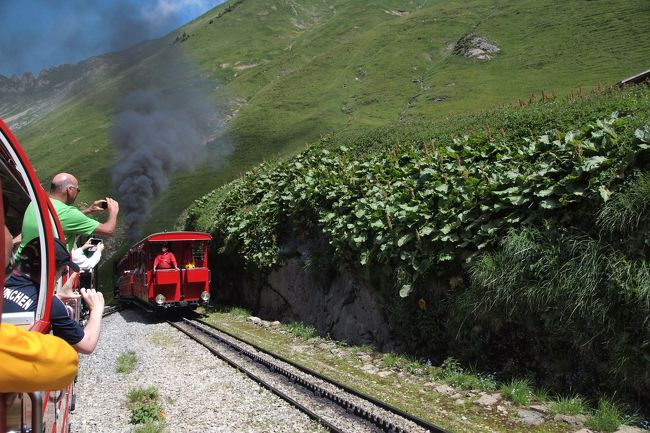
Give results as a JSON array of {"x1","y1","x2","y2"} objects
[
  {"x1": 433, "y1": 357, "x2": 497, "y2": 391},
  {"x1": 184, "y1": 87, "x2": 650, "y2": 405},
  {"x1": 116, "y1": 351, "x2": 137, "y2": 374},
  {"x1": 127, "y1": 386, "x2": 165, "y2": 425},
  {"x1": 134, "y1": 421, "x2": 167, "y2": 433},
  {"x1": 131, "y1": 405, "x2": 163, "y2": 426}
]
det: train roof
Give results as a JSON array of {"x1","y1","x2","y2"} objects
[{"x1": 136, "y1": 231, "x2": 212, "y2": 245}]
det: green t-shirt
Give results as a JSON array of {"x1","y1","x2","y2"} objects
[{"x1": 17, "y1": 198, "x2": 100, "y2": 255}]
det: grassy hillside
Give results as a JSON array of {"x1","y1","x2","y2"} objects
[{"x1": 4, "y1": 0, "x2": 649, "y2": 235}]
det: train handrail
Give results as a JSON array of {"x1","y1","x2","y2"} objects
[{"x1": 28, "y1": 392, "x2": 43, "y2": 433}]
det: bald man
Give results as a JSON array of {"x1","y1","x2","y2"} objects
[{"x1": 16, "y1": 172, "x2": 119, "y2": 255}]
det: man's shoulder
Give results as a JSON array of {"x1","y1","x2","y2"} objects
[
  {"x1": 52, "y1": 199, "x2": 82, "y2": 215},
  {"x1": 5, "y1": 271, "x2": 36, "y2": 290},
  {"x1": 3, "y1": 272, "x2": 38, "y2": 313}
]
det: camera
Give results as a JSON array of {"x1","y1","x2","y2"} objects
[
  {"x1": 89, "y1": 238, "x2": 102, "y2": 245},
  {"x1": 99, "y1": 200, "x2": 108, "y2": 209}
]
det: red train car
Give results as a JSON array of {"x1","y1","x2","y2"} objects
[
  {"x1": 0, "y1": 119, "x2": 77, "y2": 433},
  {"x1": 115, "y1": 232, "x2": 212, "y2": 310}
]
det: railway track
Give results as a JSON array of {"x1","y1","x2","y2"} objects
[
  {"x1": 168, "y1": 317, "x2": 451, "y2": 433},
  {"x1": 102, "y1": 304, "x2": 124, "y2": 317}
]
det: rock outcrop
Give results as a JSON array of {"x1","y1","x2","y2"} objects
[{"x1": 453, "y1": 33, "x2": 500, "y2": 60}]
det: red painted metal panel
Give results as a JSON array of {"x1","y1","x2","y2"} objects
[
  {"x1": 146, "y1": 231, "x2": 212, "y2": 243},
  {"x1": 0, "y1": 119, "x2": 58, "y2": 322},
  {"x1": 182, "y1": 268, "x2": 209, "y2": 300},
  {"x1": 0, "y1": 120, "x2": 71, "y2": 433},
  {"x1": 153, "y1": 270, "x2": 181, "y2": 302}
]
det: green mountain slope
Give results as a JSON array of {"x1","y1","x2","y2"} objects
[{"x1": 2, "y1": 0, "x2": 648, "y2": 234}]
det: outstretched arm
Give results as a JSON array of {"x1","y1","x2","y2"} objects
[
  {"x1": 93, "y1": 198, "x2": 119, "y2": 236},
  {"x1": 72, "y1": 288, "x2": 104, "y2": 355}
]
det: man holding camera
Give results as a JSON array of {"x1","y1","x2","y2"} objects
[
  {"x1": 16, "y1": 172, "x2": 119, "y2": 255},
  {"x1": 4, "y1": 236, "x2": 105, "y2": 354}
]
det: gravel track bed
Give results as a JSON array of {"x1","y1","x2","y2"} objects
[
  {"x1": 70, "y1": 309, "x2": 326, "y2": 433},
  {"x1": 181, "y1": 320, "x2": 432, "y2": 433}
]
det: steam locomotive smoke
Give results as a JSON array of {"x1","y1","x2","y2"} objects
[{"x1": 110, "y1": 87, "x2": 216, "y2": 240}]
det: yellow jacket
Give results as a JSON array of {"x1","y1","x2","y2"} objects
[{"x1": 0, "y1": 324, "x2": 78, "y2": 392}]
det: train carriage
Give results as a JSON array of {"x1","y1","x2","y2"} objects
[
  {"x1": 0, "y1": 119, "x2": 77, "y2": 433},
  {"x1": 115, "y1": 232, "x2": 212, "y2": 310}
]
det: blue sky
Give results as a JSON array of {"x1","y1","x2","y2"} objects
[{"x1": 0, "y1": 0, "x2": 226, "y2": 77}]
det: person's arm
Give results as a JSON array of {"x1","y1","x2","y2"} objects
[
  {"x1": 84, "y1": 243, "x2": 104, "y2": 270},
  {"x1": 78, "y1": 238, "x2": 94, "y2": 251},
  {"x1": 72, "y1": 288, "x2": 104, "y2": 355},
  {"x1": 92, "y1": 198, "x2": 119, "y2": 236},
  {"x1": 81, "y1": 199, "x2": 107, "y2": 215},
  {"x1": 170, "y1": 253, "x2": 179, "y2": 270},
  {"x1": 55, "y1": 272, "x2": 80, "y2": 300},
  {"x1": 153, "y1": 255, "x2": 160, "y2": 271}
]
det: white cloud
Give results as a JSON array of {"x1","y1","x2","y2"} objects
[{"x1": 143, "y1": 0, "x2": 214, "y2": 22}]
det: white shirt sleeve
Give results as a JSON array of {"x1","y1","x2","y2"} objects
[{"x1": 72, "y1": 249, "x2": 103, "y2": 272}]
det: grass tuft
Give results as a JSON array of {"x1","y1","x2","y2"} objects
[
  {"x1": 549, "y1": 396, "x2": 586, "y2": 415},
  {"x1": 380, "y1": 352, "x2": 402, "y2": 369},
  {"x1": 350, "y1": 344, "x2": 374, "y2": 355},
  {"x1": 283, "y1": 322, "x2": 317, "y2": 340},
  {"x1": 500, "y1": 379, "x2": 534, "y2": 406},
  {"x1": 429, "y1": 358, "x2": 497, "y2": 391},
  {"x1": 134, "y1": 421, "x2": 167, "y2": 433},
  {"x1": 229, "y1": 306, "x2": 252, "y2": 317},
  {"x1": 585, "y1": 399, "x2": 628, "y2": 433},
  {"x1": 115, "y1": 351, "x2": 138, "y2": 374}
]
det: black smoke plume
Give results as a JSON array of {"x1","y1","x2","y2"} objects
[{"x1": 110, "y1": 82, "x2": 217, "y2": 240}]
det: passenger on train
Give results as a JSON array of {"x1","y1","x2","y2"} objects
[
  {"x1": 0, "y1": 226, "x2": 78, "y2": 392},
  {"x1": 16, "y1": 172, "x2": 120, "y2": 256},
  {"x1": 72, "y1": 236, "x2": 104, "y2": 291},
  {"x1": 3, "y1": 237, "x2": 105, "y2": 354},
  {"x1": 72, "y1": 237, "x2": 104, "y2": 272},
  {"x1": 153, "y1": 242, "x2": 179, "y2": 271}
]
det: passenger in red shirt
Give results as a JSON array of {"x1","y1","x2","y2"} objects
[{"x1": 153, "y1": 242, "x2": 178, "y2": 271}]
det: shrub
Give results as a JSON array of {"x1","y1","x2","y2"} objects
[{"x1": 184, "y1": 86, "x2": 650, "y2": 406}]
